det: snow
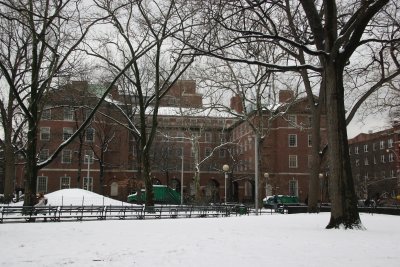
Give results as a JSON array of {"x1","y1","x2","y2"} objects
[{"x1": 1, "y1": 189, "x2": 399, "y2": 266}]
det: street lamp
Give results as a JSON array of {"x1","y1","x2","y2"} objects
[
  {"x1": 85, "y1": 155, "x2": 91, "y2": 191},
  {"x1": 181, "y1": 155, "x2": 184, "y2": 205},
  {"x1": 223, "y1": 164, "x2": 229, "y2": 205},
  {"x1": 264, "y1": 172, "x2": 269, "y2": 197}
]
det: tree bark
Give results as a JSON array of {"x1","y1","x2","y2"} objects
[{"x1": 325, "y1": 63, "x2": 363, "y2": 229}]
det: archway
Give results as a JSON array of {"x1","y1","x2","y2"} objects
[{"x1": 110, "y1": 182, "x2": 119, "y2": 197}]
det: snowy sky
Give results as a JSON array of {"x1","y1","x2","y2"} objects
[{"x1": 1, "y1": 189, "x2": 399, "y2": 266}]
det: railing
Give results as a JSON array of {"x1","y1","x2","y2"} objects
[{"x1": 0, "y1": 204, "x2": 250, "y2": 224}]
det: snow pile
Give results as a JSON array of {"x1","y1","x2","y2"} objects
[{"x1": 45, "y1": 188, "x2": 133, "y2": 206}]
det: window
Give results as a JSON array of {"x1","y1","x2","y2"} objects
[
  {"x1": 62, "y1": 149, "x2": 72, "y2": 164},
  {"x1": 42, "y1": 108, "x2": 51, "y2": 120},
  {"x1": 289, "y1": 155, "x2": 298, "y2": 168},
  {"x1": 355, "y1": 146, "x2": 359, "y2": 154},
  {"x1": 40, "y1": 127, "x2": 50, "y2": 141},
  {"x1": 63, "y1": 107, "x2": 74, "y2": 121},
  {"x1": 85, "y1": 127, "x2": 95, "y2": 142},
  {"x1": 37, "y1": 176, "x2": 48, "y2": 193},
  {"x1": 288, "y1": 134, "x2": 297, "y2": 147},
  {"x1": 308, "y1": 135, "x2": 312, "y2": 147},
  {"x1": 389, "y1": 153, "x2": 394, "y2": 162},
  {"x1": 363, "y1": 144, "x2": 368, "y2": 152},
  {"x1": 84, "y1": 150, "x2": 94, "y2": 164},
  {"x1": 381, "y1": 154, "x2": 385, "y2": 163},
  {"x1": 287, "y1": 114, "x2": 297, "y2": 127},
  {"x1": 308, "y1": 116, "x2": 312, "y2": 127},
  {"x1": 205, "y1": 132, "x2": 212, "y2": 142},
  {"x1": 355, "y1": 159, "x2": 360, "y2": 166},
  {"x1": 374, "y1": 156, "x2": 377, "y2": 164},
  {"x1": 60, "y1": 176, "x2": 71, "y2": 189},
  {"x1": 388, "y1": 139, "x2": 393, "y2": 148},
  {"x1": 391, "y1": 170, "x2": 396, "y2": 178},
  {"x1": 373, "y1": 143, "x2": 377, "y2": 151},
  {"x1": 83, "y1": 177, "x2": 93, "y2": 191},
  {"x1": 308, "y1": 155, "x2": 312, "y2": 168},
  {"x1": 289, "y1": 180, "x2": 298, "y2": 196},
  {"x1": 63, "y1": 127, "x2": 73, "y2": 141},
  {"x1": 364, "y1": 158, "x2": 369, "y2": 165},
  {"x1": 381, "y1": 171, "x2": 386, "y2": 178},
  {"x1": 380, "y1": 140, "x2": 385, "y2": 149},
  {"x1": 39, "y1": 149, "x2": 49, "y2": 162}
]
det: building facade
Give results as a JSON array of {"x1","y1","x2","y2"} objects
[
  {"x1": 14, "y1": 80, "x2": 327, "y2": 204},
  {"x1": 348, "y1": 125, "x2": 400, "y2": 201}
]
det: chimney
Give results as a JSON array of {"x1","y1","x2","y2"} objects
[
  {"x1": 230, "y1": 94, "x2": 243, "y2": 113},
  {"x1": 279, "y1": 90, "x2": 294, "y2": 103}
]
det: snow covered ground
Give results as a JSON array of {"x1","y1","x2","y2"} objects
[{"x1": 1, "y1": 189, "x2": 399, "y2": 266}]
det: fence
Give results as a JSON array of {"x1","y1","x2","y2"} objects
[{"x1": 0, "y1": 204, "x2": 250, "y2": 224}]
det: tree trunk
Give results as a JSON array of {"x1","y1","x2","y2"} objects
[
  {"x1": 143, "y1": 153, "x2": 154, "y2": 207},
  {"x1": 24, "y1": 120, "x2": 39, "y2": 207},
  {"x1": 325, "y1": 64, "x2": 363, "y2": 229},
  {"x1": 3, "y1": 132, "x2": 16, "y2": 203}
]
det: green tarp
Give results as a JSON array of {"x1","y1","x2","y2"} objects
[
  {"x1": 127, "y1": 185, "x2": 181, "y2": 205},
  {"x1": 263, "y1": 195, "x2": 300, "y2": 205}
]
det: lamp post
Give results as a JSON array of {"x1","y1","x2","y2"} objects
[
  {"x1": 181, "y1": 155, "x2": 184, "y2": 205},
  {"x1": 85, "y1": 155, "x2": 91, "y2": 191},
  {"x1": 223, "y1": 164, "x2": 229, "y2": 205},
  {"x1": 264, "y1": 172, "x2": 269, "y2": 197}
]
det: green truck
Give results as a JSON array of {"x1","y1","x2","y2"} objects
[
  {"x1": 263, "y1": 195, "x2": 301, "y2": 209},
  {"x1": 127, "y1": 185, "x2": 181, "y2": 205}
]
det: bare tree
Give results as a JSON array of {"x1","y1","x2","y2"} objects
[
  {"x1": 184, "y1": 0, "x2": 399, "y2": 228},
  {"x1": 0, "y1": 0, "x2": 134, "y2": 206},
  {"x1": 85, "y1": 0, "x2": 198, "y2": 206}
]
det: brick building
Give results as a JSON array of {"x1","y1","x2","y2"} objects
[
  {"x1": 348, "y1": 124, "x2": 400, "y2": 200},
  {"x1": 14, "y1": 80, "x2": 327, "y2": 204}
]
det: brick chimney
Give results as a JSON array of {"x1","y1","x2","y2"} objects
[
  {"x1": 279, "y1": 90, "x2": 294, "y2": 103},
  {"x1": 230, "y1": 94, "x2": 243, "y2": 113}
]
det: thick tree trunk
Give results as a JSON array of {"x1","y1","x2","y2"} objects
[
  {"x1": 23, "y1": 121, "x2": 39, "y2": 207},
  {"x1": 143, "y1": 153, "x2": 154, "y2": 207},
  {"x1": 325, "y1": 64, "x2": 363, "y2": 229},
  {"x1": 3, "y1": 139, "x2": 16, "y2": 203}
]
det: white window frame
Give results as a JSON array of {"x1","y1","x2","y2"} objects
[
  {"x1": 39, "y1": 149, "x2": 49, "y2": 162},
  {"x1": 388, "y1": 138, "x2": 393, "y2": 148},
  {"x1": 42, "y1": 108, "x2": 51, "y2": 120},
  {"x1": 381, "y1": 154, "x2": 385, "y2": 163},
  {"x1": 380, "y1": 140, "x2": 385, "y2": 149},
  {"x1": 287, "y1": 114, "x2": 297, "y2": 128},
  {"x1": 63, "y1": 107, "x2": 74, "y2": 121},
  {"x1": 63, "y1": 127, "x2": 73, "y2": 141},
  {"x1": 288, "y1": 134, "x2": 297, "y2": 147},
  {"x1": 363, "y1": 144, "x2": 368, "y2": 152},
  {"x1": 37, "y1": 176, "x2": 48, "y2": 193},
  {"x1": 388, "y1": 153, "x2": 394, "y2": 162},
  {"x1": 60, "y1": 176, "x2": 71, "y2": 189},
  {"x1": 289, "y1": 155, "x2": 298, "y2": 168},
  {"x1": 40, "y1": 127, "x2": 50, "y2": 141},
  {"x1": 62, "y1": 149, "x2": 72, "y2": 164}
]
